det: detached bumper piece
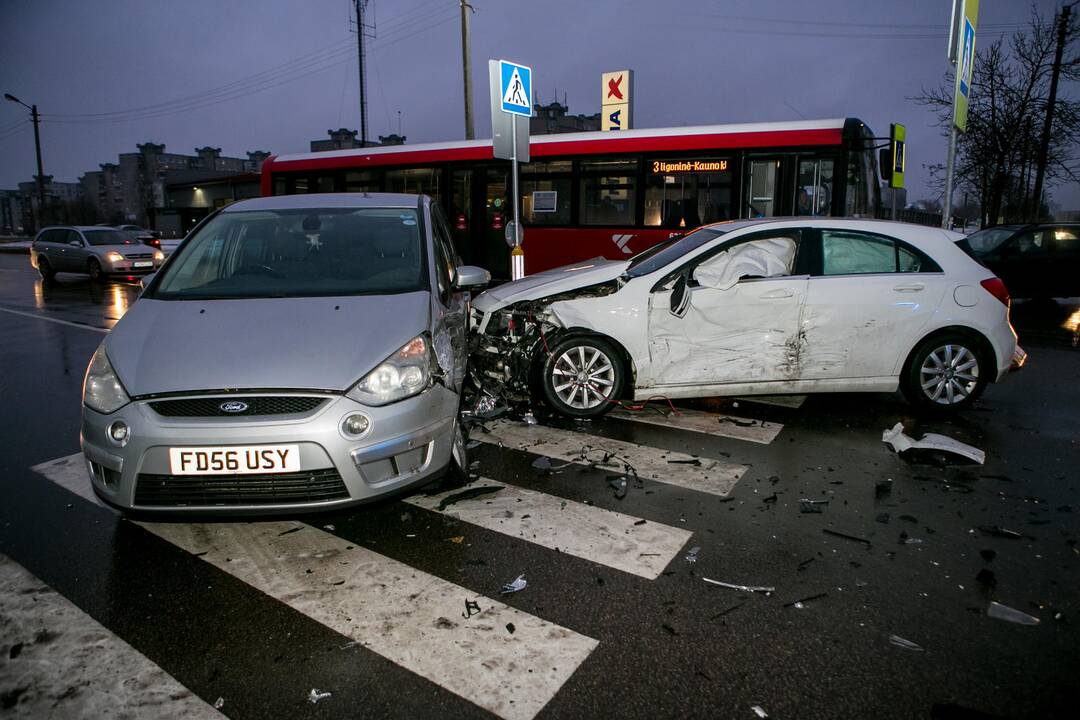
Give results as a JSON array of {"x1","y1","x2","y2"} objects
[
  {"x1": 134, "y1": 468, "x2": 348, "y2": 507},
  {"x1": 1010, "y1": 345, "x2": 1028, "y2": 372}
]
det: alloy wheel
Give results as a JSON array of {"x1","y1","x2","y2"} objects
[
  {"x1": 551, "y1": 345, "x2": 616, "y2": 410},
  {"x1": 919, "y1": 344, "x2": 980, "y2": 405}
]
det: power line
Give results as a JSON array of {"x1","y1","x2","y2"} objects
[{"x1": 690, "y1": 12, "x2": 1027, "y2": 31}]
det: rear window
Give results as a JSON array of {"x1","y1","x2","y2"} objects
[
  {"x1": 966, "y1": 226, "x2": 1020, "y2": 254},
  {"x1": 150, "y1": 207, "x2": 428, "y2": 300}
]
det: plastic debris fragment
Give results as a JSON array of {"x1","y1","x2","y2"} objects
[
  {"x1": 523, "y1": 411, "x2": 538, "y2": 425},
  {"x1": 501, "y1": 574, "x2": 527, "y2": 595},
  {"x1": 214, "y1": 697, "x2": 225, "y2": 709},
  {"x1": 751, "y1": 705, "x2": 769, "y2": 718},
  {"x1": 978, "y1": 525, "x2": 1021, "y2": 539},
  {"x1": 702, "y1": 577, "x2": 774, "y2": 595},
  {"x1": 882, "y1": 423, "x2": 985, "y2": 464},
  {"x1": 437, "y1": 485, "x2": 503, "y2": 511},
  {"x1": 448, "y1": 536, "x2": 465, "y2": 544},
  {"x1": 685, "y1": 546, "x2": 701, "y2": 563},
  {"x1": 323, "y1": 524, "x2": 335, "y2": 531},
  {"x1": 799, "y1": 499, "x2": 828, "y2": 513},
  {"x1": 462, "y1": 599, "x2": 481, "y2": 618},
  {"x1": 987, "y1": 601, "x2": 1040, "y2": 625},
  {"x1": 307, "y1": 689, "x2": 332, "y2": 704},
  {"x1": 888, "y1": 634, "x2": 924, "y2": 651},
  {"x1": 608, "y1": 476, "x2": 628, "y2": 500}
]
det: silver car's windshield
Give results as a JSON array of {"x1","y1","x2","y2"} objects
[
  {"x1": 84, "y1": 229, "x2": 137, "y2": 246},
  {"x1": 149, "y1": 207, "x2": 427, "y2": 300},
  {"x1": 625, "y1": 228, "x2": 724, "y2": 278}
]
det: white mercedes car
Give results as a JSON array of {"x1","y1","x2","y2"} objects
[{"x1": 470, "y1": 218, "x2": 1025, "y2": 418}]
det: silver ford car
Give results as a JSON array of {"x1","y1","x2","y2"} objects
[{"x1": 80, "y1": 193, "x2": 490, "y2": 514}]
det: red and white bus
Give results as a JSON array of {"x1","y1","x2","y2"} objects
[{"x1": 260, "y1": 118, "x2": 881, "y2": 278}]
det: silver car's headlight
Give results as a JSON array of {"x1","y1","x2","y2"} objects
[
  {"x1": 346, "y1": 335, "x2": 435, "y2": 406},
  {"x1": 83, "y1": 343, "x2": 130, "y2": 414}
]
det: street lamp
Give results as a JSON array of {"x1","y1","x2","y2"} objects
[{"x1": 4, "y1": 93, "x2": 46, "y2": 229}]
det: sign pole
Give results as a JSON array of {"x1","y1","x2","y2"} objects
[
  {"x1": 942, "y1": 126, "x2": 957, "y2": 229},
  {"x1": 510, "y1": 118, "x2": 523, "y2": 280}
]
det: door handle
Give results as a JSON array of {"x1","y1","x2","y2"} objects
[
  {"x1": 759, "y1": 288, "x2": 794, "y2": 299},
  {"x1": 893, "y1": 283, "x2": 925, "y2": 292}
]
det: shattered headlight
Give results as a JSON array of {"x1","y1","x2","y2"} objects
[
  {"x1": 83, "y1": 343, "x2": 130, "y2": 414},
  {"x1": 346, "y1": 335, "x2": 435, "y2": 406}
]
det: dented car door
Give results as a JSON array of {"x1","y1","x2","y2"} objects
[{"x1": 646, "y1": 232, "x2": 808, "y2": 388}]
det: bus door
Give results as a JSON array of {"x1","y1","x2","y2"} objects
[
  {"x1": 449, "y1": 167, "x2": 475, "y2": 265},
  {"x1": 480, "y1": 165, "x2": 511, "y2": 281},
  {"x1": 744, "y1": 156, "x2": 796, "y2": 218}
]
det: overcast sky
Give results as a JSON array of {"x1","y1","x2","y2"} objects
[{"x1": 1, "y1": 0, "x2": 1076, "y2": 208}]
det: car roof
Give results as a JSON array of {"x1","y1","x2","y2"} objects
[
  {"x1": 701, "y1": 217, "x2": 955, "y2": 235},
  {"x1": 39, "y1": 225, "x2": 130, "y2": 232},
  {"x1": 223, "y1": 192, "x2": 425, "y2": 212}
]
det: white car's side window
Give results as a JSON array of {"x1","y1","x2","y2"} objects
[
  {"x1": 821, "y1": 231, "x2": 896, "y2": 275},
  {"x1": 693, "y1": 236, "x2": 797, "y2": 290}
]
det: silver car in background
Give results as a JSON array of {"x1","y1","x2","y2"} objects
[
  {"x1": 31, "y1": 226, "x2": 165, "y2": 280},
  {"x1": 80, "y1": 193, "x2": 490, "y2": 514}
]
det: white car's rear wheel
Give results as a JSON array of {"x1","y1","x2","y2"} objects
[
  {"x1": 902, "y1": 334, "x2": 989, "y2": 411},
  {"x1": 539, "y1": 335, "x2": 624, "y2": 418}
]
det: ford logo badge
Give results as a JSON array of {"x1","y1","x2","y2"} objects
[{"x1": 220, "y1": 401, "x2": 249, "y2": 413}]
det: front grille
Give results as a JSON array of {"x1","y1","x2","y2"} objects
[
  {"x1": 134, "y1": 468, "x2": 348, "y2": 507},
  {"x1": 125, "y1": 252, "x2": 153, "y2": 259},
  {"x1": 149, "y1": 396, "x2": 327, "y2": 418}
]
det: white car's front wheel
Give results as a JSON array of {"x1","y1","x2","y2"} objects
[{"x1": 539, "y1": 335, "x2": 625, "y2": 419}]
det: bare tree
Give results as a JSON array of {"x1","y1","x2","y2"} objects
[{"x1": 912, "y1": 5, "x2": 1079, "y2": 225}]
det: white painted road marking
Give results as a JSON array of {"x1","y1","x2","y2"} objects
[
  {"x1": 609, "y1": 406, "x2": 782, "y2": 444},
  {"x1": 476, "y1": 420, "x2": 747, "y2": 497},
  {"x1": 0, "y1": 305, "x2": 110, "y2": 333},
  {"x1": 33, "y1": 455, "x2": 597, "y2": 720},
  {"x1": 406, "y1": 479, "x2": 693, "y2": 579},
  {"x1": 0, "y1": 553, "x2": 221, "y2": 719}
]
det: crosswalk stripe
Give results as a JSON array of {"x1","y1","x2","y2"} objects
[
  {"x1": 609, "y1": 407, "x2": 782, "y2": 444},
  {"x1": 0, "y1": 552, "x2": 221, "y2": 718},
  {"x1": 474, "y1": 420, "x2": 747, "y2": 497},
  {"x1": 33, "y1": 454, "x2": 598, "y2": 720},
  {"x1": 406, "y1": 478, "x2": 693, "y2": 580}
]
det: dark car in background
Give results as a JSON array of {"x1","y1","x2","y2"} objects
[{"x1": 966, "y1": 223, "x2": 1080, "y2": 299}]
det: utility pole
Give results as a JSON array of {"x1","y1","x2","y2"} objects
[
  {"x1": 4, "y1": 93, "x2": 45, "y2": 229},
  {"x1": 354, "y1": 0, "x2": 370, "y2": 146},
  {"x1": 1029, "y1": 1, "x2": 1075, "y2": 221},
  {"x1": 460, "y1": 1, "x2": 475, "y2": 139}
]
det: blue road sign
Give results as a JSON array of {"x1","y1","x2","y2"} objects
[
  {"x1": 958, "y1": 17, "x2": 975, "y2": 98},
  {"x1": 499, "y1": 60, "x2": 532, "y2": 117}
]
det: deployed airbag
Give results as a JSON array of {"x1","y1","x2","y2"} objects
[{"x1": 693, "y1": 237, "x2": 796, "y2": 290}]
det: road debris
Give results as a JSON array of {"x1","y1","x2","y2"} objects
[
  {"x1": 523, "y1": 410, "x2": 538, "y2": 425},
  {"x1": 685, "y1": 546, "x2": 701, "y2": 563},
  {"x1": 899, "y1": 531, "x2": 923, "y2": 545},
  {"x1": 448, "y1": 536, "x2": 465, "y2": 544},
  {"x1": 710, "y1": 601, "x2": 747, "y2": 620},
  {"x1": 323, "y1": 524, "x2": 335, "y2": 531},
  {"x1": 799, "y1": 499, "x2": 828, "y2": 513},
  {"x1": 822, "y1": 528, "x2": 872, "y2": 545},
  {"x1": 437, "y1": 485, "x2": 503, "y2": 511},
  {"x1": 987, "y1": 601, "x2": 1040, "y2": 625},
  {"x1": 784, "y1": 592, "x2": 828, "y2": 608},
  {"x1": 977, "y1": 525, "x2": 1022, "y2": 539},
  {"x1": 882, "y1": 423, "x2": 985, "y2": 464},
  {"x1": 462, "y1": 599, "x2": 481, "y2": 619},
  {"x1": 702, "y1": 577, "x2": 774, "y2": 595},
  {"x1": 888, "y1": 634, "x2": 924, "y2": 651},
  {"x1": 608, "y1": 476, "x2": 628, "y2": 500},
  {"x1": 751, "y1": 705, "x2": 769, "y2": 718},
  {"x1": 501, "y1": 574, "x2": 527, "y2": 595},
  {"x1": 506, "y1": 622, "x2": 516, "y2": 634},
  {"x1": 307, "y1": 689, "x2": 332, "y2": 704},
  {"x1": 531, "y1": 456, "x2": 571, "y2": 474},
  {"x1": 214, "y1": 697, "x2": 225, "y2": 709}
]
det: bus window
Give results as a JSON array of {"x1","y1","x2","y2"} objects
[
  {"x1": 345, "y1": 170, "x2": 381, "y2": 192},
  {"x1": 746, "y1": 159, "x2": 780, "y2": 217},
  {"x1": 795, "y1": 159, "x2": 834, "y2": 216},
  {"x1": 273, "y1": 177, "x2": 286, "y2": 196},
  {"x1": 315, "y1": 174, "x2": 337, "y2": 193},
  {"x1": 644, "y1": 158, "x2": 733, "y2": 228},
  {"x1": 522, "y1": 161, "x2": 572, "y2": 226},
  {"x1": 294, "y1": 177, "x2": 310, "y2": 194},
  {"x1": 580, "y1": 158, "x2": 638, "y2": 226},
  {"x1": 386, "y1": 167, "x2": 442, "y2": 200}
]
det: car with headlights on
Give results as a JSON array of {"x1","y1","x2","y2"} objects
[
  {"x1": 31, "y1": 226, "x2": 165, "y2": 280},
  {"x1": 470, "y1": 218, "x2": 1024, "y2": 418},
  {"x1": 963, "y1": 222, "x2": 1080, "y2": 299},
  {"x1": 81, "y1": 193, "x2": 490, "y2": 514}
]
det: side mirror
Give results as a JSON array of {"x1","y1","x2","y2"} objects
[
  {"x1": 669, "y1": 273, "x2": 690, "y2": 318},
  {"x1": 454, "y1": 265, "x2": 491, "y2": 291}
]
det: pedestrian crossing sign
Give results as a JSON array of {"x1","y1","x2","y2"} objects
[{"x1": 499, "y1": 60, "x2": 532, "y2": 117}]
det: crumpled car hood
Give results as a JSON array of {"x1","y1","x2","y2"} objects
[
  {"x1": 106, "y1": 292, "x2": 431, "y2": 396},
  {"x1": 473, "y1": 258, "x2": 629, "y2": 312}
]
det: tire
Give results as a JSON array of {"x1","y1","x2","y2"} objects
[
  {"x1": 37, "y1": 257, "x2": 55, "y2": 279},
  {"x1": 88, "y1": 258, "x2": 103, "y2": 281},
  {"x1": 901, "y1": 333, "x2": 989, "y2": 411},
  {"x1": 539, "y1": 334, "x2": 625, "y2": 419}
]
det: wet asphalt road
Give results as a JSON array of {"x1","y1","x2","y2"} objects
[{"x1": 0, "y1": 252, "x2": 1078, "y2": 720}]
